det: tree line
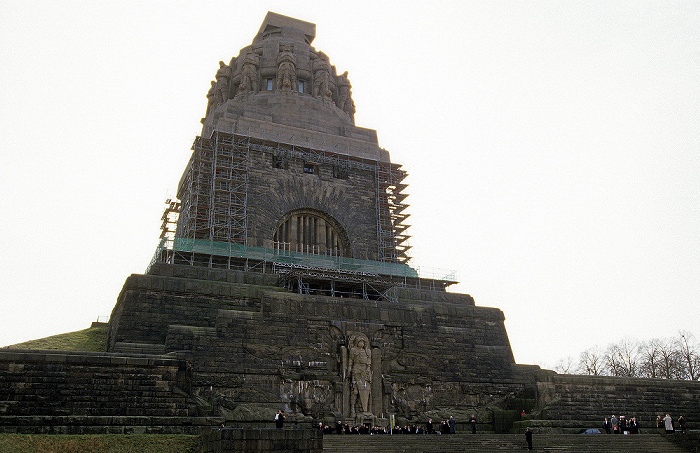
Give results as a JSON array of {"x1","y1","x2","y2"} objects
[{"x1": 554, "y1": 330, "x2": 700, "y2": 380}]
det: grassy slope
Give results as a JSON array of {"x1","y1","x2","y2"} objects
[
  {"x1": 0, "y1": 434, "x2": 200, "y2": 453},
  {"x1": 5, "y1": 324, "x2": 107, "y2": 352}
]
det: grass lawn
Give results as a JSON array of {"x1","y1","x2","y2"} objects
[
  {"x1": 0, "y1": 434, "x2": 201, "y2": 453},
  {"x1": 6, "y1": 324, "x2": 107, "y2": 352}
]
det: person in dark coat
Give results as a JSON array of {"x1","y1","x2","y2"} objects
[
  {"x1": 425, "y1": 418, "x2": 434, "y2": 434},
  {"x1": 275, "y1": 410, "x2": 285, "y2": 429},
  {"x1": 629, "y1": 417, "x2": 639, "y2": 434},
  {"x1": 469, "y1": 414, "x2": 477, "y2": 434},
  {"x1": 448, "y1": 416, "x2": 456, "y2": 434},
  {"x1": 525, "y1": 427, "x2": 533, "y2": 450}
]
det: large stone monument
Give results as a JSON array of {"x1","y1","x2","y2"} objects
[
  {"x1": 106, "y1": 12, "x2": 534, "y2": 426},
  {"x1": 2, "y1": 12, "x2": 699, "y2": 436}
]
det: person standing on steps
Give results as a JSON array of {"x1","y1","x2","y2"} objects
[
  {"x1": 275, "y1": 410, "x2": 285, "y2": 429},
  {"x1": 469, "y1": 414, "x2": 477, "y2": 434},
  {"x1": 663, "y1": 414, "x2": 674, "y2": 434},
  {"x1": 525, "y1": 427, "x2": 533, "y2": 450},
  {"x1": 448, "y1": 415, "x2": 456, "y2": 434}
]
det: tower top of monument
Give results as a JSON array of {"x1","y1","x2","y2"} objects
[
  {"x1": 254, "y1": 12, "x2": 316, "y2": 45},
  {"x1": 201, "y1": 11, "x2": 383, "y2": 161}
]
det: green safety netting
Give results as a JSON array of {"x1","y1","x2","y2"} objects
[{"x1": 152, "y1": 238, "x2": 457, "y2": 282}]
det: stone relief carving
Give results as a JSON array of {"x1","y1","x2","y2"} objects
[
  {"x1": 276, "y1": 44, "x2": 297, "y2": 92},
  {"x1": 312, "y1": 52, "x2": 333, "y2": 101},
  {"x1": 237, "y1": 50, "x2": 260, "y2": 96}
]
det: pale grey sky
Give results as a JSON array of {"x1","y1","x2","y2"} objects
[{"x1": 1, "y1": 1, "x2": 698, "y2": 369}]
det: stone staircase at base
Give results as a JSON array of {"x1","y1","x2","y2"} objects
[
  {"x1": 111, "y1": 341, "x2": 167, "y2": 355},
  {"x1": 322, "y1": 433, "x2": 691, "y2": 453}
]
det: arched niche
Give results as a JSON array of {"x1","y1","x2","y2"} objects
[{"x1": 273, "y1": 208, "x2": 350, "y2": 257}]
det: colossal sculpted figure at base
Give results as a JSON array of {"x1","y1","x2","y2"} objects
[{"x1": 348, "y1": 333, "x2": 372, "y2": 415}]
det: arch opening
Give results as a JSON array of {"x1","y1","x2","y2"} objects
[{"x1": 273, "y1": 208, "x2": 350, "y2": 257}]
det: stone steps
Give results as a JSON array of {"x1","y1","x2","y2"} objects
[
  {"x1": 322, "y1": 433, "x2": 690, "y2": 453},
  {"x1": 112, "y1": 341, "x2": 166, "y2": 355}
]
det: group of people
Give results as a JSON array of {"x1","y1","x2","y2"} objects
[
  {"x1": 603, "y1": 415, "x2": 640, "y2": 434},
  {"x1": 317, "y1": 415, "x2": 475, "y2": 435},
  {"x1": 603, "y1": 413, "x2": 688, "y2": 434},
  {"x1": 657, "y1": 414, "x2": 687, "y2": 434},
  {"x1": 318, "y1": 422, "x2": 388, "y2": 434}
]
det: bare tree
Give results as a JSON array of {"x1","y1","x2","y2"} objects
[
  {"x1": 562, "y1": 332, "x2": 700, "y2": 381},
  {"x1": 554, "y1": 355, "x2": 576, "y2": 374},
  {"x1": 677, "y1": 331, "x2": 700, "y2": 381},
  {"x1": 658, "y1": 337, "x2": 683, "y2": 380},
  {"x1": 638, "y1": 339, "x2": 663, "y2": 379},
  {"x1": 604, "y1": 338, "x2": 639, "y2": 377},
  {"x1": 579, "y1": 347, "x2": 606, "y2": 376}
]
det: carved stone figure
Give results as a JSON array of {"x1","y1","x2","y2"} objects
[
  {"x1": 346, "y1": 98, "x2": 356, "y2": 124},
  {"x1": 237, "y1": 51, "x2": 260, "y2": 96},
  {"x1": 214, "y1": 60, "x2": 231, "y2": 104},
  {"x1": 276, "y1": 44, "x2": 297, "y2": 92},
  {"x1": 313, "y1": 52, "x2": 333, "y2": 100},
  {"x1": 336, "y1": 71, "x2": 355, "y2": 122},
  {"x1": 348, "y1": 333, "x2": 372, "y2": 415},
  {"x1": 205, "y1": 80, "x2": 217, "y2": 118}
]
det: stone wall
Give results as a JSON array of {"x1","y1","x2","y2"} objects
[
  {"x1": 107, "y1": 263, "x2": 531, "y2": 422},
  {"x1": 200, "y1": 428, "x2": 322, "y2": 453},
  {"x1": 0, "y1": 349, "x2": 205, "y2": 434},
  {"x1": 534, "y1": 373, "x2": 700, "y2": 430},
  {"x1": 245, "y1": 143, "x2": 380, "y2": 258}
]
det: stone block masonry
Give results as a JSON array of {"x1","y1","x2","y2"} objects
[
  {"x1": 106, "y1": 263, "x2": 536, "y2": 423},
  {"x1": 0, "y1": 349, "x2": 209, "y2": 434},
  {"x1": 200, "y1": 428, "x2": 322, "y2": 453},
  {"x1": 531, "y1": 372, "x2": 700, "y2": 431}
]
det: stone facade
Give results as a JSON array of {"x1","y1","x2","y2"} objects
[
  {"x1": 0, "y1": 349, "x2": 205, "y2": 434},
  {"x1": 106, "y1": 263, "x2": 533, "y2": 425}
]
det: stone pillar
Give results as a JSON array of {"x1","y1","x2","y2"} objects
[
  {"x1": 319, "y1": 221, "x2": 327, "y2": 254},
  {"x1": 290, "y1": 215, "x2": 298, "y2": 251},
  {"x1": 340, "y1": 346, "x2": 349, "y2": 418},
  {"x1": 371, "y1": 348, "x2": 382, "y2": 416}
]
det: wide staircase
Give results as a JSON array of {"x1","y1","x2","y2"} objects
[{"x1": 323, "y1": 433, "x2": 691, "y2": 452}]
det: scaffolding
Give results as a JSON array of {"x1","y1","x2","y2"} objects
[
  {"x1": 151, "y1": 131, "x2": 452, "y2": 299},
  {"x1": 148, "y1": 237, "x2": 457, "y2": 299},
  {"x1": 177, "y1": 132, "x2": 249, "y2": 245},
  {"x1": 376, "y1": 161, "x2": 411, "y2": 263}
]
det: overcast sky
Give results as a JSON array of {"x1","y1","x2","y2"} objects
[{"x1": 1, "y1": 1, "x2": 698, "y2": 369}]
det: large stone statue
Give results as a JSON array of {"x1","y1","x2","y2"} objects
[
  {"x1": 205, "y1": 80, "x2": 217, "y2": 118},
  {"x1": 336, "y1": 71, "x2": 355, "y2": 123},
  {"x1": 214, "y1": 60, "x2": 231, "y2": 104},
  {"x1": 237, "y1": 50, "x2": 259, "y2": 96},
  {"x1": 276, "y1": 44, "x2": 297, "y2": 92},
  {"x1": 312, "y1": 52, "x2": 333, "y2": 100},
  {"x1": 347, "y1": 333, "x2": 372, "y2": 415}
]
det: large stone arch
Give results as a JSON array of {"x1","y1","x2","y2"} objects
[{"x1": 272, "y1": 208, "x2": 351, "y2": 257}]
